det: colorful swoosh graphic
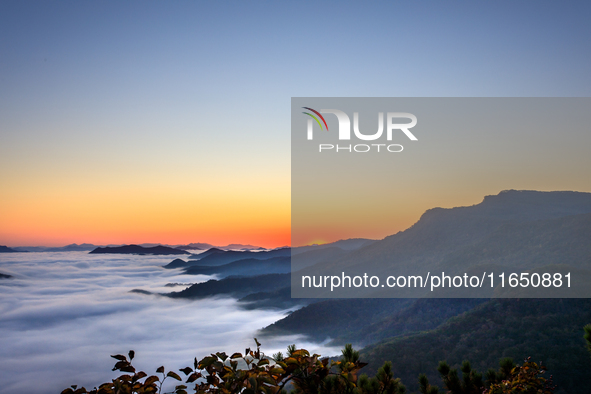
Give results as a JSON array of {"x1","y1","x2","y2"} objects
[{"x1": 302, "y1": 107, "x2": 329, "y2": 131}]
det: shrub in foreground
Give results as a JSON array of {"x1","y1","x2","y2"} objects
[
  {"x1": 62, "y1": 339, "x2": 372, "y2": 394},
  {"x1": 63, "y1": 335, "x2": 576, "y2": 394}
]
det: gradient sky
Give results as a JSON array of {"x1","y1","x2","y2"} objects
[{"x1": 1, "y1": 1, "x2": 591, "y2": 247}]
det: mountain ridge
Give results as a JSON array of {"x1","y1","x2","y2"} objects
[
  {"x1": 292, "y1": 190, "x2": 591, "y2": 297},
  {"x1": 89, "y1": 245, "x2": 190, "y2": 255}
]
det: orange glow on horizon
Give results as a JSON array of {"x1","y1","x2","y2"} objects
[
  {"x1": 0, "y1": 229, "x2": 291, "y2": 249},
  {"x1": 0, "y1": 172, "x2": 292, "y2": 248},
  {"x1": 0, "y1": 218, "x2": 291, "y2": 249}
]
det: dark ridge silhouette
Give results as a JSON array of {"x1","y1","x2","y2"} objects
[
  {"x1": 174, "y1": 242, "x2": 214, "y2": 250},
  {"x1": 0, "y1": 245, "x2": 19, "y2": 253},
  {"x1": 184, "y1": 256, "x2": 290, "y2": 278},
  {"x1": 237, "y1": 286, "x2": 315, "y2": 310},
  {"x1": 49, "y1": 243, "x2": 98, "y2": 252},
  {"x1": 221, "y1": 243, "x2": 264, "y2": 250},
  {"x1": 164, "y1": 282, "x2": 195, "y2": 287},
  {"x1": 164, "y1": 258, "x2": 188, "y2": 269},
  {"x1": 186, "y1": 247, "x2": 225, "y2": 260},
  {"x1": 89, "y1": 244, "x2": 190, "y2": 255},
  {"x1": 129, "y1": 289, "x2": 153, "y2": 295},
  {"x1": 167, "y1": 273, "x2": 290, "y2": 299},
  {"x1": 172, "y1": 244, "x2": 204, "y2": 251},
  {"x1": 0, "y1": 272, "x2": 13, "y2": 279},
  {"x1": 176, "y1": 247, "x2": 291, "y2": 268}
]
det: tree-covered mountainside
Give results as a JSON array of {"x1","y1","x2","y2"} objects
[
  {"x1": 262, "y1": 299, "x2": 414, "y2": 342},
  {"x1": 261, "y1": 297, "x2": 591, "y2": 392},
  {"x1": 261, "y1": 298, "x2": 488, "y2": 346},
  {"x1": 437, "y1": 212, "x2": 591, "y2": 272},
  {"x1": 237, "y1": 286, "x2": 318, "y2": 310},
  {"x1": 360, "y1": 298, "x2": 591, "y2": 394},
  {"x1": 167, "y1": 273, "x2": 290, "y2": 299},
  {"x1": 344, "y1": 298, "x2": 486, "y2": 346}
]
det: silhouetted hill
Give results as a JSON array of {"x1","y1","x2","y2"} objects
[
  {"x1": 174, "y1": 242, "x2": 213, "y2": 250},
  {"x1": 186, "y1": 247, "x2": 225, "y2": 260},
  {"x1": 0, "y1": 272, "x2": 13, "y2": 279},
  {"x1": 167, "y1": 247, "x2": 226, "y2": 266},
  {"x1": 51, "y1": 243, "x2": 97, "y2": 252},
  {"x1": 167, "y1": 244, "x2": 203, "y2": 251},
  {"x1": 164, "y1": 258, "x2": 189, "y2": 269},
  {"x1": 167, "y1": 273, "x2": 290, "y2": 299},
  {"x1": 89, "y1": 245, "x2": 189, "y2": 255},
  {"x1": 184, "y1": 256, "x2": 290, "y2": 278},
  {"x1": 178, "y1": 248, "x2": 291, "y2": 268},
  {"x1": 0, "y1": 245, "x2": 19, "y2": 253},
  {"x1": 221, "y1": 243, "x2": 265, "y2": 250},
  {"x1": 237, "y1": 286, "x2": 317, "y2": 309},
  {"x1": 360, "y1": 298, "x2": 591, "y2": 394}
]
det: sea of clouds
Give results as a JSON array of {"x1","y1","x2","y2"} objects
[{"x1": 0, "y1": 252, "x2": 338, "y2": 394}]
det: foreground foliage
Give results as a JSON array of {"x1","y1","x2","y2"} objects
[
  {"x1": 62, "y1": 339, "x2": 372, "y2": 394},
  {"x1": 62, "y1": 345, "x2": 557, "y2": 394},
  {"x1": 482, "y1": 357, "x2": 555, "y2": 394},
  {"x1": 65, "y1": 323, "x2": 591, "y2": 394},
  {"x1": 418, "y1": 357, "x2": 553, "y2": 394}
]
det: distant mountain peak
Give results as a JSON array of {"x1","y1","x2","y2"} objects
[
  {"x1": 89, "y1": 245, "x2": 190, "y2": 255},
  {"x1": 0, "y1": 245, "x2": 19, "y2": 253},
  {"x1": 419, "y1": 189, "x2": 591, "y2": 222}
]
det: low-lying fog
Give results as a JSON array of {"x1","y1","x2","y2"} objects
[{"x1": 0, "y1": 252, "x2": 338, "y2": 394}]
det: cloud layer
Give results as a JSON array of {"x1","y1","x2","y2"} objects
[{"x1": 0, "y1": 252, "x2": 338, "y2": 393}]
